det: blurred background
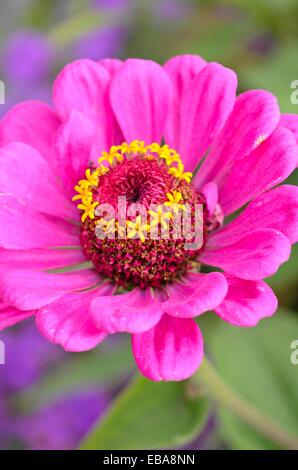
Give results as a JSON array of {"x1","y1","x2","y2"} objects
[{"x1": 0, "y1": 0, "x2": 297, "y2": 450}]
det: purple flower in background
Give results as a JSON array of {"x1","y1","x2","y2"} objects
[
  {"x1": 17, "y1": 390, "x2": 109, "y2": 450},
  {"x1": 0, "y1": 322, "x2": 62, "y2": 395},
  {"x1": 3, "y1": 31, "x2": 53, "y2": 83},
  {"x1": 0, "y1": 30, "x2": 53, "y2": 116},
  {"x1": 77, "y1": 0, "x2": 131, "y2": 60},
  {"x1": 74, "y1": 26, "x2": 127, "y2": 60},
  {"x1": 0, "y1": 322, "x2": 111, "y2": 450},
  {"x1": 93, "y1": 0, "x2": 133, "y2": 11}
]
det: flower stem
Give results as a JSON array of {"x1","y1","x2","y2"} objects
[{"x1": 195, "y1": 357, "x2": 298, "y2": 450}]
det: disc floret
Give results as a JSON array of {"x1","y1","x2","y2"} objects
[{"x1": 73, "y1": 141, "x2": 208, "y2": 288}]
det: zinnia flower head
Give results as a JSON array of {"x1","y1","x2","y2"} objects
[{"x1": 0, "y1": 55, "x2": 297, "y2": 382}]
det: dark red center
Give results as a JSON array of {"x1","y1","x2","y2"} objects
[{"x1": 79, "y1": 152, "x2": 208, "y2": 289}]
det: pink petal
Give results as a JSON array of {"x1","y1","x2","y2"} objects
[
  {"x1": 96, "y1": 60, "x2": 124, "y2": 149},
  {"x1": 0, "y1": 101, "x2": 61, "y2": 169},
  {"x1": 110, "y1": 58, "x2": 172, "y2": 144},
  {"x1": 215, "y1": 275, "x2": 277, "y2": 327},
  {"x1": 0, "y1": 195, "x2": 78, "y2": 249},
  {"x1": 209, "y1": 185, "x2": 298, "y2": 247},
  {"x1": 0, "y1": 302, "x2": 35, "y2": 330},
  {"x1": 53, "y1": 59, "x2": 109, "y2": 121},
  {"x1": 196, "y1": 89, "x2": 280, "y2": 187},
  {"x1": 201, "y1": 182, "x2": 219, "y2": 216},
  {"x1": 0, "y1": 248, "x2": 85, "y2": 271},
  {"x1": 53, "y1": 59, "x2": 115, "y2": 152},
  {"x1": 0, "y1": 268, "x2": 99, "y2": 310},
  {"x1": 54, "y1": 110, "x2": 95, "y2": 194},
  {"x1": 179, "y1": 62, "x2": 237, "y2": 171},
  {"x1": 201, "y1": 228, "x2": 291, "y2": 280},
  {"x1": 0, "y1": 142, "x2": 74, "y2": 219},
  {"x1": 164, "y1": 54, "x2": 206, "y2": 149},
  {"x1": 98, "y1": 58, "x2": 123, "y2": 75},
  {"x1": 132, "y1": 314, "x2": 204, "y2": 381},
  {"x1": 163, "y1": 272, "x2": 228, "y2": 318},
  {"x1": 36, "y1": 283, "x2": 114, "y2": 352},
  {"x1": 280, "y1": 114, "x2": 298, "y2": 150},
  {"x1": 216, "y1": 127, "x2": 298, "y2": 215},
  {"x1": 91, "y1": 288, "x2": 163, "y2": 334}
]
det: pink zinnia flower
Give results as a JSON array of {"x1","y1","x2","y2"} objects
[{"x1": 0, "y1": 55, "x2": 297, "y2": 381}]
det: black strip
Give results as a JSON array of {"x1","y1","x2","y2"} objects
[{"x1": 0, "y1": 449, "x2": 297, "y2": 466}]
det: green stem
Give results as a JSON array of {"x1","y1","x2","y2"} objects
[{"x1": 196, "y1": 357, "x2": 298, "y2": 450}]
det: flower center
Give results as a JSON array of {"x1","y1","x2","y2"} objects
[{"x1": 73, "y1": 141, "x2": 208, "y2": 289}]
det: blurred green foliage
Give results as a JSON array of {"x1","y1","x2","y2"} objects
[
  {"x1": 204, "y1": 308, "x2": 298, "y2": 449},
  {"x1": 80, "y1": 375, "x2": 209, "y2": 450}
]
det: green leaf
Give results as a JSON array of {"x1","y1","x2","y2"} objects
[
  {"x1": 203, "y1": 308, "x2": 298, "y2": 449},
  {"x1": 80, "y1": 375, "x2": 209, "y2": 450}
]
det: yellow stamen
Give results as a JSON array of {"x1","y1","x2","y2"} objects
[
  {"x1": 98, "y1": 151, "x2": 114, "y2": 165},
  {"x1": 129, "y1": 140, "x2": 147, "y2": 154},
  {"x1": 85, "y1": 168, "x2": 99, "y2": 186},
  {"x1": 164, "y1": 190, "x2": 186, "y2": 214},
  {"x1": 72, "y1": 180, "x2": 92, "y2": 202},
  {"x1": 147, "y1": 142, "x2": 161, "y2": 154},
  {"x1": 148, "y1": 205, "x2": 172, "y2": 230},
  {"x1": 168, "y1": 163, "x2": 192, "y2": 183},
  {"x1": 98, "y1": 164, "x2": 109, "y2": 176},
  {"x1": 126, "y1": 216, "x2": 150, "y2": 242},
  {"x1": 159, "y1": 145, "x2": 181, "y2": 166},
  {"x1": 77, "y1": 200, "x2": 99, "y2": 223}
]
